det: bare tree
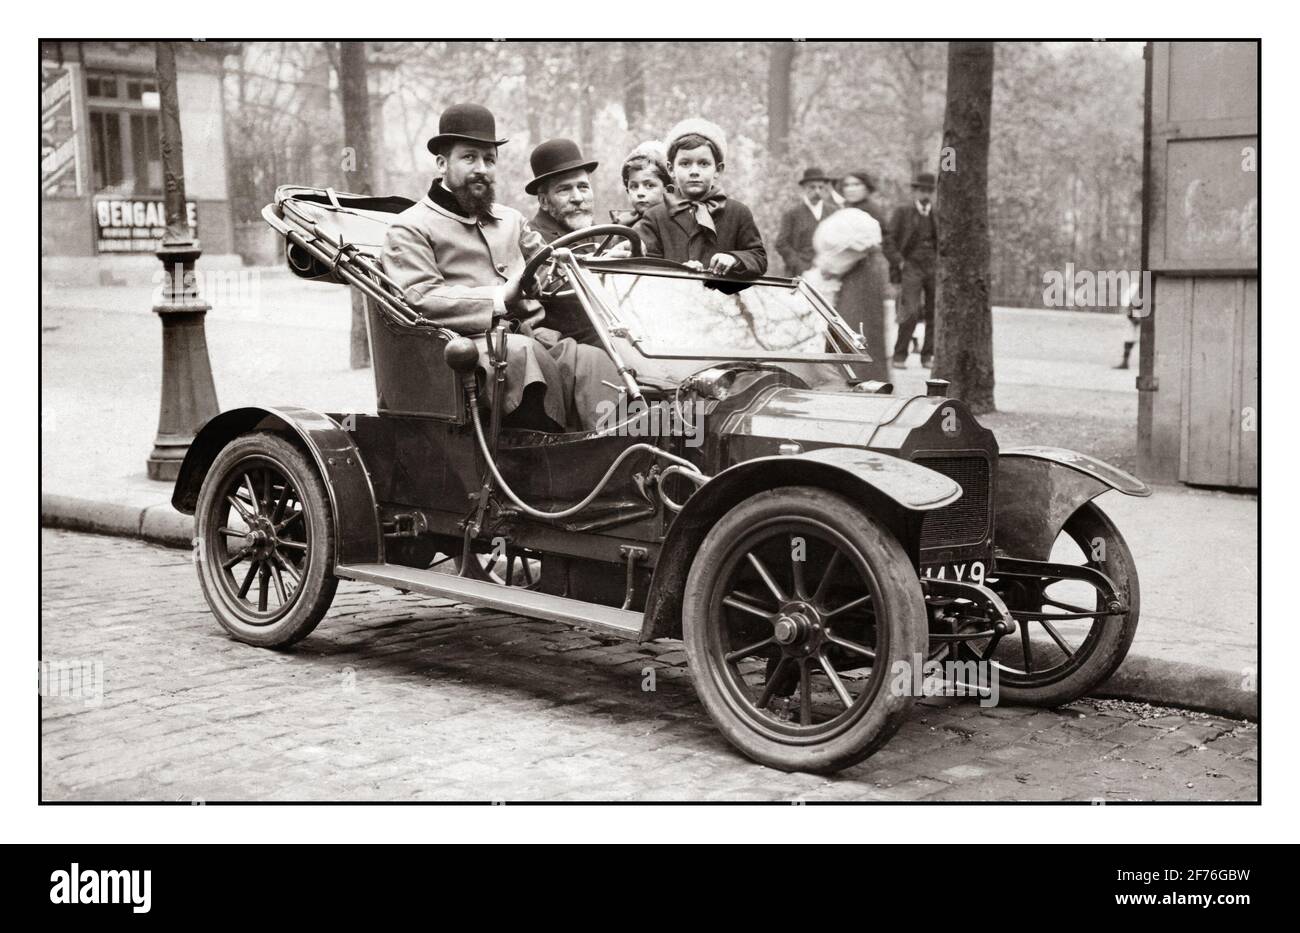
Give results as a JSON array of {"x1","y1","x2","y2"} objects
[
  {"x1": 221, "y1": 40, "x2": 1142, "y2": 315},
  {"x1": 767, "y1": 42, "x2": 796, "y2": 159},
  {"x1": 337, "y1": 41, "x2": 374, "y2": 369},
  {"x1": 885, "y1": 42, "x2": 945, "y2": 176},
  {"x1": 521, "y1": 43, "x2": 545, "y2": 144},
  {"x1": 934, "y1": 41, "x2": 995, "y2": 413},
  {"x1": 622, "y1": 42, "x2": 646, "y2": 135},
  {"x1": 576, "y1": 42, "x2": 595, "y2": 154}
]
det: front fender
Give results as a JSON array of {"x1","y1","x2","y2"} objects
[
  {"x1": 638, "y1": 447, "x2": 959, "y2": 641},
  {"x1": 995, "y1": 446, "x2": 1149, "y2": 560},
  {"x1": 171, "y1": 405, "x2": 382, "y2": 565}
]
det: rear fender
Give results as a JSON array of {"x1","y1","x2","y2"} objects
[
  {"x1": 995, "y1": 446, "x2": 1149, "y2": 560},
  {"x1": 639, "y1": 447, "x2": 960, "y2": 641},
  {"x1": 171, "y1": 406, "x2": 382, "y2": 565}
]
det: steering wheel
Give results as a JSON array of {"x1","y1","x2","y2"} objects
[{"x1": 519, "y1": 224, "x2": 643, "y2": 299}]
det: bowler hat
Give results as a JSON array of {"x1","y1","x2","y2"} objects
[
  {"x1": 426, "y1": 103, "x2": 508, "y2": 154},
  {"x1": 526, "y1": 138, "x2": 599, "y2": 195},
  {"x1": 911, "y1": 171, "x2": 937, "y2": 190},
  {"x1": 799, "y1": 167, "x2": 834, "y2": 185}
]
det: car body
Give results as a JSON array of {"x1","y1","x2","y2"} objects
[{"x1": 172, "y1": 186, "x2": 1149, "y2": 773}]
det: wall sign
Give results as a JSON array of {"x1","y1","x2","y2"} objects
[{"x1": 94, "y1": 198, "x2": 198, "y2": 253}]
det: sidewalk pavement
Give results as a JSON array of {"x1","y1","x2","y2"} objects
[{"x1": 40, "y1": 274, "x2": 1259, "y2": 719}]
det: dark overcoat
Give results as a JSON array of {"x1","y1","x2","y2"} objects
[
  {"x1": 633, "y1": 196, "x2": 767, "y2": 275},
  {"x1": 883, "y1": 202, "x2": 940, "y2": 280},
  {"x1": 528, "y1": 208, "x2": 600, "y2": 346},
  {"x1": 775, "y1": 200, "x2": 839, "y2": 277}
]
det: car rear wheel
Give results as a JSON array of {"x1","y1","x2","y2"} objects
[
  {"x1": 963, "y1": 500, "x2": 1140, "y2": 706},
  {"x1": 682, "y1": 487, "x2": 928, "y2": 774},
  {"x1": 194, "y1": 432, "x2": 337, "y2": 648}
]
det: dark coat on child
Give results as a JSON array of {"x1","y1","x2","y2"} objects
[{"x1": 633, "y1": 196, "x2": 767, "y2": 275}]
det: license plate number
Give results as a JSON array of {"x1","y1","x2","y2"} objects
[{"x1": 921, "y1": 560, "x2": 987, "y2": 585}]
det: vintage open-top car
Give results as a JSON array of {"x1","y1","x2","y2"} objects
[{"x1": 171, "y1": 186, "x2": 1149, "y2": 774}]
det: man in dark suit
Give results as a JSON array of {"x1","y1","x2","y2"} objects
[
  {"x1": 884, "y1": 171, "x2": 939, "y2": 369},
  {"x1": 775, "y1": 167, "x2": 839, "y2": 277},
  {"x1": 524, "y1": 137, "x2": 601, "y2": 346}
]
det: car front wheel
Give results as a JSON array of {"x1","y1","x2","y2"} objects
[{"x1": 682, "y1": 486, "x2": 928, "y2": 774}]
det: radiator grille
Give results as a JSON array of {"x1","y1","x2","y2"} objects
[{"x1": 916, "y1": 456, "x2": 992, "y2": 549}]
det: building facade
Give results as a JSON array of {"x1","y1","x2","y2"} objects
[{"x1": 41, "y1": 40, "x2": 239, "y2": 284}]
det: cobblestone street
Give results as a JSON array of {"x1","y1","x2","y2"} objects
[{"x1": 39, "y1": 529, "x2": 1258, "y2": 802}]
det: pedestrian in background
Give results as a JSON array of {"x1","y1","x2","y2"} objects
[
  {"x1": 822, "y1": 170, "x2": 891, "y2": 381},
  {"x1": 884, "y1": 171, "x2": 939, "y2": 369},
  {"x1": 1114, "y1": 278, "x2": 1143, "y2": 369},
  {"x1": 775, "y1": 167, "x2": 839, "y2": 277}
]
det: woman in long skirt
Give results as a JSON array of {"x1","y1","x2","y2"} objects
[{"x1": 811, "y1": 170, "x2": 891, "y2": 383}]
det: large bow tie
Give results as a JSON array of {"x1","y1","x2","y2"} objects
[{"x1": 670, "y1": 186, "x2": 727, "y2": 233}]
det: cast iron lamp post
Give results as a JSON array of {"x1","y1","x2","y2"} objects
[{"x1": 146, "y1": 40, "x2": 219, "y2": 481}]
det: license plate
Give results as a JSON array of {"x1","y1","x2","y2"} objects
[{"x1": 921, "y1": 560, "x2": 987, "y2": 585}]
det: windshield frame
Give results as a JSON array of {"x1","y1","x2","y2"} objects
[{"x1": 562, "y1": 255, "x2": 876, "y2": 366}]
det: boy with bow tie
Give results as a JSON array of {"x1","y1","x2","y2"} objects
[{"x1": 633, "y1": 118, "x2": 767, "y2": 276}]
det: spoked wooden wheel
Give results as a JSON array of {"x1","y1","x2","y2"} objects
[
  {"x1": 195, "y1": 432, "x2": 337, "y2": 647},
  {"x1": 960, "y1": 501, "x2": 1140, "y2": 706},
  {"x1": 683, "y1": 487, "x2": 927, "y2": 773}
]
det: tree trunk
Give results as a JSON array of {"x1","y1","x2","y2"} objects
[
  {"x1": 933, "y1": 41, "x2": 995, "y2": 413},
  {"x1": 767, "y1": 42, "x2": 796, "y2": 159},
  {"x1": 908, "y1": 43, "x2": 936, "y2": 177},
  {"x1": 576, "y1": 42, "x2": 595, "y2": 154},
  {"x1": 521, "y1": 43, "x2": 545, "y2": 144},
  {"x1": 622, "y1": 41, "x2": 646, "y2": 135},
  {"x1": 337, "y1": 41, "x2": 373, "y2": 370}
]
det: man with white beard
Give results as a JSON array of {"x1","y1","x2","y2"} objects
[{"x1": 525, "y1": 138, "x2": 601, "y2": 345}]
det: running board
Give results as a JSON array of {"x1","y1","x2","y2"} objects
[{"x1": 335, "y1": 562, "x2": 644, "y2": 640}]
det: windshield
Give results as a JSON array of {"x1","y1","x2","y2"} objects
[{"x1": 583, "y1": 269, "x2": 839, "y2": 357}]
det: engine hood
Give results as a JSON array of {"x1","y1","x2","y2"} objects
[{"x1": 718, "y1": 385, "x2": 996, "y2": 460}]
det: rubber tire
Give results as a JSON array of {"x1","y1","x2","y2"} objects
[
  {"x1": 991, "y1": 500, "x2": 1141, "y2": 707},
  {"x1": 682, "y1": 486, "x2": 929, "y2": 774},
  {"x1": 194, "y1": 431, "x2": 338, "y2": 648}
]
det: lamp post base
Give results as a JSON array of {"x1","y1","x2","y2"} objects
[
  {"x1": 147, "y1": 434, "x2": 194, "y2": 481},
  {"x1": 148, "y1": 240, "x2": 219, "y2": 482}
]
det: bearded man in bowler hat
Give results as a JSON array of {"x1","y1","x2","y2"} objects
[
  {"x1": 381, "y1": 104, "x2": 618, "y2": 430},
  {"x1": 523, "y1": 138, "x2": 601, "y2": 346},
  {"x1": 775, "y1": 167, "x2": 839, "y2": 277},
  {"x1": 884, "y1": 170, "x2": 939, "y2": 369}
]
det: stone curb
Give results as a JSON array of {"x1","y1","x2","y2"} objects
[
  {"x1": 42, "y1": 493, "x2": 193, "y2": 549},
  {"x1": 40, "y1": 493, "x2": 1259, "y2": 722},
  {"x1": 1096, "y1": 655, "x2": 1257, "y2": 721}
]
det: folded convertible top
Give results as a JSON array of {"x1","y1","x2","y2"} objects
[
  {"x1": 272, "y1": 185, "x2": 414, "y2": 275},
  {"x1": 261, "y1": 185, "x2": 445, "y2": 331}
]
